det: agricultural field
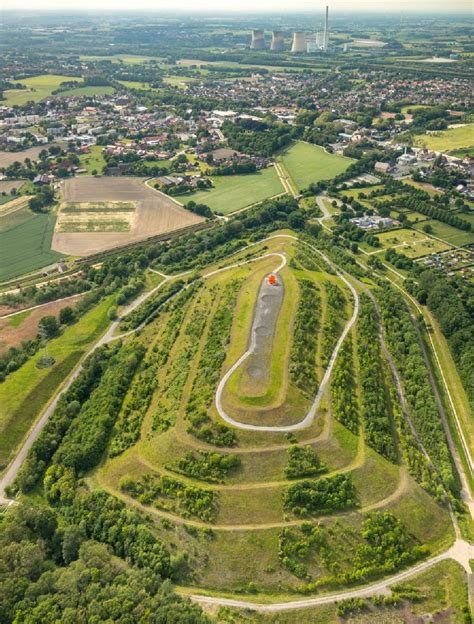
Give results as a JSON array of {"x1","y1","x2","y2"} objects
[
  {"x1": 184, "y1": 166, "x2": 284, "y2": 214},
  {"x1": 80, "y1": 54, "x2": 164, "y2": 64},
  {"x1": 52, "y1": 176, "x2": 204, "y2": 255},
  {"x1": 0, "y1": 146, "x2": 50, "y2": 169},
  {"x1": 82, "y1": 236, "x2": 455, "y2": 599},
  {"x1": 413, "y1": 123, "x2": 474, "y2": 152},
  {"x1": 0, "y1": 293, "x2": 84, "y2": 355},
  {"x1": 277, "y1": 142, "x2": 353, "y2": 191},
  {"x1": 0, "y1": 180, "x2": 26, "y2": 195},
  {"x1": 0, "y1": 207, "x2": 62, "y2": 282},
  {"x1": 58, "y1": 85, "x2": 115, "y2": 97},
  {"x1": 1, "y1": 74, "x2": 83, "y2": 106},
  {"x1": 56, "y1": 200, "x2": 136, "y2": 233}
]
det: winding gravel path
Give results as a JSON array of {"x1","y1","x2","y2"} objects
[{"x1": 215, "y1": 244, "x2": 359, "y2": 432}]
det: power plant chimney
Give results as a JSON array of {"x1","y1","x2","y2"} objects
[
  {"x1": 250, "y1": 29, "x2": 265, "y2": 50},
  {"x1": 323, "y1": 6, "x2": 329, "y2": 52},
  {"x1": 270, "y1": 31, "x2": 285, "y2": 52},
  {"x1": 291, "y1": 31, "x2": 306, "y2": 53}
]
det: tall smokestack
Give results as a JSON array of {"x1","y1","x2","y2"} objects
[
  {"x1": 271, "y1": 31, "x2": 285, "y2": 52},
  {"x1": 323, "y1": 6, "x2": 329, "y2": 52},
  {"x1": 250, "y1": 29, "x2": 265, "y2": 50},
  {"x1": 291, "y1": 31, "x2": 306, "y2": 53}
]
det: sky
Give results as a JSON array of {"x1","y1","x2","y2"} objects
[{"x1": 1, "y1": 0, "x2": 472, "y2": 11}]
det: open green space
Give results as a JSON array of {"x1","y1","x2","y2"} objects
[
  {"x1": 0, "y1": 210, "x2": 62, "y2": 281},
  {"x1": 80, "y1": 54, "x2": 164, "y2": 65},
  {"x1": 58, "y1": 85, "x2": 115, "y2": 97},
  {"x1": 278, "y1": 142, "x2": 353, "y2": 191},
  {"x1": 363, "y1": 227, "x2": 450, "y2": 258},
  {"x1": 1, "y1": 74, "x2": 83, "y2": 106},
  {"x1": 413, "y1": 123, "x2": 474, "y2": 152},
  {"x1": 78, "y1": 146, "x2": 106, "y2": 175},
  {"x1": 184, "y1": 166, "x2": 284, "y2": 214},
  {"x1": 0, "y1": 295, "x2": 113, "y2": 472},
  {"x1": 117, "y1": 80, "x2": 156, "y2": 90},
  {"x1": 412, "y1": 220, "x2": 474, "y2": 247}
]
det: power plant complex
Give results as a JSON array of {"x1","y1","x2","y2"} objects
[{"x1": 249, "y1": 6, "x2": 330, "y2": 54}]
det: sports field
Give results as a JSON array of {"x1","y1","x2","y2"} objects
[
  {"x1": 0, "y1": 209, "x2": 61, "y2": 282},
  {"x1": 278, "y1": 142, "x2": 353, "y2": 191},
  {"x1": 184, "y1": 166, "x2": 284, "y2": 214},
  {"x1": 413, "y1": 124, "x2": 474, "y2": 152},
  {"x1": 2, "y1": 75, "x2": 83, "y2": 106}
]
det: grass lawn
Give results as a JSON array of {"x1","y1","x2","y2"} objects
[
  {"x1": 80, "y1": 54, "x2": 163, "y2": 65},
  {"x1": 0, "y1": 210, "x2": 62, "y2": 281},
  {"x1": 0, "y1": 296, "x2": 114, "y2": 472},
  {"x1": 78, "y1": 146, "x2": 106, "y2": 175},
  {"x1": 58, "y1": 85, "x2": 115, "y2": 97},
  {"x1": 184, "y1": 167, "x2": 284, "y2": 214},
  {"x1": 2, "y1": 75, "x2": 83, "y2": 106},
  {"x1": 412, "y1": 220, "x2": 474, "y2": 247},
  {"x1": 413, "y1": 123, "x2": 474, "y2": 152},
  {"x1": 278, "y1": 142, "x2": 353, "y2": 191}
]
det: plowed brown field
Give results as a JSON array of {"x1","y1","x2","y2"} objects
[{"x1": 52, "y1": 177, "x2": 204, "y2": 256}]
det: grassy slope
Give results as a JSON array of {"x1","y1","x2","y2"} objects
[
  {"x1": 0, "y1": 296, "x2": 113, "y2": 471},
  {"x1": 278, "y1": 142, "x2": 353, "y2": 191},
  {"x1": 185, "y1": 167, "x2": 284, "y2": 214},
  {"x1": 412, "y1": 219, "x2": 474, "y2": 247}
]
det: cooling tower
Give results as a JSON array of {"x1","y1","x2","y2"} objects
[
  {"x1": 270, "y1": 31, "x2": 285, "y2": 52},
  {"x1": 250, "y1": 29, "x2": 265, "y2": 50},
  {"x1": 291, "y1": 31, "x2": 307, "y2": 53}
]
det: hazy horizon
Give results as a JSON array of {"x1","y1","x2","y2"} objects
[{"x1": 1, "y1": 1, "x2": 472, "y2": 13}]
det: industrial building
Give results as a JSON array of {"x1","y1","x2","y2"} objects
[
  {"x1": 291, "y1": 31, "x2": 307, "y2": 53},
  {"x1": 250, "y1": 29, "x2": 265, "y2": 50},
  {"x1": 271, "y1": 31, "x2": 285, "y2": 52}
]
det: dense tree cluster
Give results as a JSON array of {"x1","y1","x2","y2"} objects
[
  {"x1": 330, "y1": 337, "x2": 359, "y2": 434},
  {"x1": 284, "y1": 445, "x2": 326, "y2": 479},
  {"x1": 289, "y1": 279, "x2": 320, "y2": 394},
  {"x1": 320, "y1": 282, "x2": 346, "y2": 367},
  {"x1": 185, "y1": 282, "x2": 239, "y2": 447},
  {"x1": 119, "y1": 473, "x2": 217, "y2": 522},
  {"x1": 12, "y1": 343, "x2": 122, "y2": 494},
  {"x1": 119, "y1": 280, "x2": 186, "y2": 331},
  {"x1": 283, "y1": 474, "x2": 358, "y2": 516},
  {"x1": 0, "y1": 502, "x2": 208, "y2": 624},
  {"x1": 415, "y1": 270, "x2": 474, "y2": 410},
  {"x1": 50, "y1": 342, "x2": 143, "y2": 474},
  {"x1": 222, "y1": 119, "x2": 295, "y2": 157},
  {"x1": 357, "y1": 295, "x2": 397, "y2": 461},
  {"x1": 378, "y1": 287, "x2": 456, "y2": 496},
  {"x1": 167, "y1": 450, "x2": 241, "y2": 483}
]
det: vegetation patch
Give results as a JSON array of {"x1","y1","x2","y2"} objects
[
  {"x1": 283, "y1": 474, "x2": 358, "y2": 516},
  {"x1": 119, "y1": 472, "x2": 217, "y2": 522},
  {"x1": 166, "y1": 450, "x2": 241, "y2": 483},
  {"x1": 284, "y1": 445, "x2": 326, "y2": 479}
]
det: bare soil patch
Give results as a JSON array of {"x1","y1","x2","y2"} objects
[
  {"x1": 0, "y1": 146, "x2": 51, "y2": 168},
  {"x1": 0, "y1": 294, "x2": 84, "y2": 354},
  {"x1": 52, "y1": 177, "x2": 204, "y2": 255},
  {"x1": 0, "y1": 180, "x2": 26, "y2": 194}
]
